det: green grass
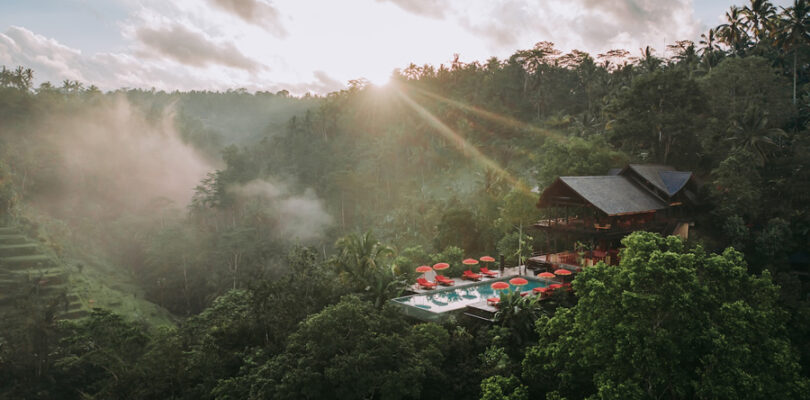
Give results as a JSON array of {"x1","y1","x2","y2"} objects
[
  {"x1": 0, "y1": 225, "x2": 176, "y2": 328},
  {"x1": 0, "y1": 243, "x2": 40, "y2": 257}
]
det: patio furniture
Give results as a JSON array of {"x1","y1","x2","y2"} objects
[
  {"x1": 462, "y1": 270, "x2": 482, "y2": 280},
  {"x1": 435, "y1": 275, "x2": 455, "y2": 286},
  {"x1": 479, "y1": 267, "x2": 498, "y2": 277},
  {"x1": 416, "y1": 277, "x2": 437, "y2": 289}
]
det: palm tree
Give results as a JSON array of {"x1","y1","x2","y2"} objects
[
  {"x1": 718, "y1": 6, "x2": 752, "y2": 56},
  {"x1": 332, "y1": 231, "x2": 394, "y2": 285},
  {"x1": 727, "y1": 106, "x2": 787, "y2": 165},
  {"x1": 744, "y1": 0, "x2": 777, "y2": 42},
  {"x1": 636, "y1": 46, "x2": 662, "y2": 72},
  {"x1": 773, "y1": 0, "x2": 810, "y2": 104},
  {"x1": 699, "y1": 28, "x2": 722, "y2": 71}
]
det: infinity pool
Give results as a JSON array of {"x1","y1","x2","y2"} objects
[{"x1": 391, "y1": 276, "x2": 549, "y2": 318}]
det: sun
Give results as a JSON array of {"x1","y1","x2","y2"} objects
[{"x1": 365, "y1": 71, "x2": 391, "y2": 87}]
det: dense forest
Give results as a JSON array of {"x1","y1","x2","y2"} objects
[{"x1": 1, "y1": 1, "x2": 809, "y2": 398}]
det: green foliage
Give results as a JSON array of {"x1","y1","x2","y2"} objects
[
  {"x1": 479, "y1": 375, "x2": 528, "y2": 400},
  {"x1": 522, "y1": 231, "x2": 809, "y2": 399},
  {"x1": 249, "y1": 296, "x2": 449, "y2": 400},
  {"x1": 434, "y1": 207, "x2": 484, "y2": 254},
  {"x1": 608, "y1": 69, "x2": 707, "y2": 165},
  {"x1": 534, "y1": 136, "x2": 628, "y2": 188},
  {"x1": 51, "y1": 309, "x2": 149, "y2": 399}
]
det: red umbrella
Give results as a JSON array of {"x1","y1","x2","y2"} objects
[
  {"x1": 509, "y1": 277, "x2": 529, "y2": 286},
  {"x1": 480, "y1": 256, "x2": 495, "y2": 262},
  {"x1": 490, "y1": 281, "x2": 509, "y2": 290},
  {"x1": 548, "y1": 283, "x2": 563, "y2": 290},
  {"x1": 416, "y1": 265, "x2": 432, "y2": 273},
  {"x1": 432, "y1": 262, "x2": 450, "y2": 271},
  {"x1": 533, "y1": 287, "x2": 549, "y2": 293},
  {"x1": 462, "y1": 258, "x2": 479, "y2": 265},
  {"x1": 554, "y1": 269, "x2": 572, "y2": 276},
  {"x1": 537, "y1": 272, "x2": 555, "y2": 279}
]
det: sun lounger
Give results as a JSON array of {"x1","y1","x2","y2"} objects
[
  {"x1": 416, "y1": 277, "x2": 437, "y2": 289},
  {"x1": 435, "y1": 275, "x2": 455, "y2": 286},
  {"x1": 479, "y1": 267, "x2": 498, "y2": 277},
  {"x1": 462, "y1": 270, "x2": 482, "y2": 280}
]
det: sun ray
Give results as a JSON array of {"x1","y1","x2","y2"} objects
[
  {"x1": 392, "y1": 87, "x2": 533, "y2": 195},
  {"x1": 406, "y1": 85, "x2": 567, "y2": 144}
]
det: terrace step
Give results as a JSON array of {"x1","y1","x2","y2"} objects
[
  {"x1": 0, "y1": 243, "x2": 41, "y2": 257},
  {"x1": 0, "y1": 255, "x2": 53, "y2": 270},
  {"x1": 0, "y1": 227, "x2": 19, "y2": 235},
  {"x1": 0, "y1": 235, "x2": 28, "y2": 245},
  {"x1": 58, "y1": 310, "x2": 89, "y2": 320}
]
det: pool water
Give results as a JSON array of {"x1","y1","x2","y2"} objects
[{"x1": 392, "y1": 276, "x2": 549, "y2": 314}]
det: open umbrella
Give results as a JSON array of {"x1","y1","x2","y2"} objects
[
  {"x1": 537, "y1": 272, "x2": 555, "y2": 279},
  {"x1": 554, "y1": 268, "x2": 572, "y2": 276},
  {"x1": 480, "y1": 256, "x2": 495, "y2": 263},
  {"x1": 548, "y1": 283, "x2": 563, "y2": 290},
  {"x1": 462, "y1": 258, "x2": 479, "y2": 265},
  {"x1": 432, "y1": 262, "x2": 450, "y2": 271},
  {"x1": 490, "y1": 281, "x2": 509, "y2": 290},
  {"x1": 509, "y1": 277, "x2": 529, "y2": 286},
  {"x1": 416, "y1": 265, "x2": 432, "y2": 273}
]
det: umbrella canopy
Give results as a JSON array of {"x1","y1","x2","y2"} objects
[
  {"x1": 462, "y1": 258, "x2": 479, "y2": 265},
  {"x1": 509, "y1": 277, "x2": 529, "y2": 286},
  {"x1": 416, "y1": 265, "x2": 432, "y2": 273},
  {"x1": 432, "y1": 262, "x2": 450, "y2": 271},
  {"x1": 480, "y1": 256, "x2": 495, "y2": 262},
  {"x1": 537, "y1": 272, "x2": 555, "y2": 279},
  {"x1": 490, "y1": 281, "x2": 509, "y2": 290},
  {"x1": 548, "y1": 283, "x2": 563, "y2": 290},
  {"x1": 554, "y1": 269, "x2": 572, "y2": 276},
  {"x1": 533, "y1": 287, "x2": 549, "y2": 293}
]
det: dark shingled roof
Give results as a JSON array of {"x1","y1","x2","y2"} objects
[
  {"x1": 625, "y1": 164, "x2": 692, "y2": 197},
  {"x1": 558, "y1": 176, "x2": 667, "y2": 215}
]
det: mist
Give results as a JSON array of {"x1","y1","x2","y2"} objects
[
  {"x1": 27, "y1": 96, "x2": 213, "y2": 219},
  {"x1": 228, "y1": 179, "x2": 333, "y2": 243}
]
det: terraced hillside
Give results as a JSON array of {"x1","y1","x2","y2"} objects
[{"x1": 0, "y1": 225, "x2": 174, "y2": 328}]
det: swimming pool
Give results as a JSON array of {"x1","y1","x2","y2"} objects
[{"x1": 391, "y1": 276, "x2": 549, "y2": 320}]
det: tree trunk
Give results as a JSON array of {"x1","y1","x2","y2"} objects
[{"x1": 793, "y1": 51, "x2": 798, "y2": 105}]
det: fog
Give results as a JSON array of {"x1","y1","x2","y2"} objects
[
  {"x1": 229, "y1": 179, "x2": 333, "y2": 242},
  {"x1": 29, "y1": 96, "x2": 213, "y2": 218}
]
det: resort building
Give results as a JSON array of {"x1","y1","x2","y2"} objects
[{"x1": 529, "y1": 164, "x2": 698, "y2": 270}]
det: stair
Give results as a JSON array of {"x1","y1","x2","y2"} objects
[
  {"x1": 0, "y1": 243, "x2": 41, "y2": 257},
  {"x1": 0, "y1": 254, "x2": 54, "y2": 270}
]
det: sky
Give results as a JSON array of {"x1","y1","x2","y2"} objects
[{"x1": 0, "y1": 0, "x2": 795, "y2": 94}]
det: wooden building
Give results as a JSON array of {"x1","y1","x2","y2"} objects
[{"x1": 529, "y1": 164, "x2": 698, "y2": 270}]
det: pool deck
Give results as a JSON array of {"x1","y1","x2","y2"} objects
[{"x1": 408, "y1": 265, "x2": 560, "y2": 294}]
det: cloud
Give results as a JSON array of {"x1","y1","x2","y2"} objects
[
  {"x1": 135, "y1": 23, "x2": 263, "y2": 72},
  {"x1": 376, "y1": 0, "x2": 447, "y2": 18},
  {"x1": 0, "y1": 26, "x2": 88, "y2": 82},
  {"x1": 449, "y1": 0, "x2": 697, "y2": 54},
  {"x1": 206, "y1": 0, "x2": 287, "y2": 37},
  {"x1": 229, "y1": 179, "x2": 333, "y2": 242}
]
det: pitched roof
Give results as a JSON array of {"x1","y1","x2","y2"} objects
[
  {"x1": 557, "y1": 176, "x2": 667, "y2": 215},
  {"x1": 624, "y1": 164, "x2": 692, "y2": 197}
]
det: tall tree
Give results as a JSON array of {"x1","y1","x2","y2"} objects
[
  {"x1": 744, "y1": 0, "x2": 778, "y2": 41},
  {"x1": 774, "y1": 0, "x2": 810, "y2": 104},
  {"x1": 718, "y1": 6, "x2": 752, "y2": 55}
]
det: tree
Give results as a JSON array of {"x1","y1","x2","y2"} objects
[
  {"x1": 522, "y1": 232, "x2": 808, "y2": 399},
  {"x1": 608, "y1": 69, "x2": 707, "y2": 165},
  {"x1": 249, "y1": 296, "x2": 448, "y2": 400},
  {"x1": 744, "y1": 0, "x2": 778, "y2": 42},
  {"x1": 718, "y1": 6, "x2": 752, "y2": 55},
  {"x1": 774, "y1": 0, "x2": 810, "y2": 104},
  {"x1": 699, "y1": 28, "x2": 722, "y2": 71}
]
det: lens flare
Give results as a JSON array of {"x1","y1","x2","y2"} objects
[{"x1": 392, "y1": 87, "x2": 532, "y2": 195}]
